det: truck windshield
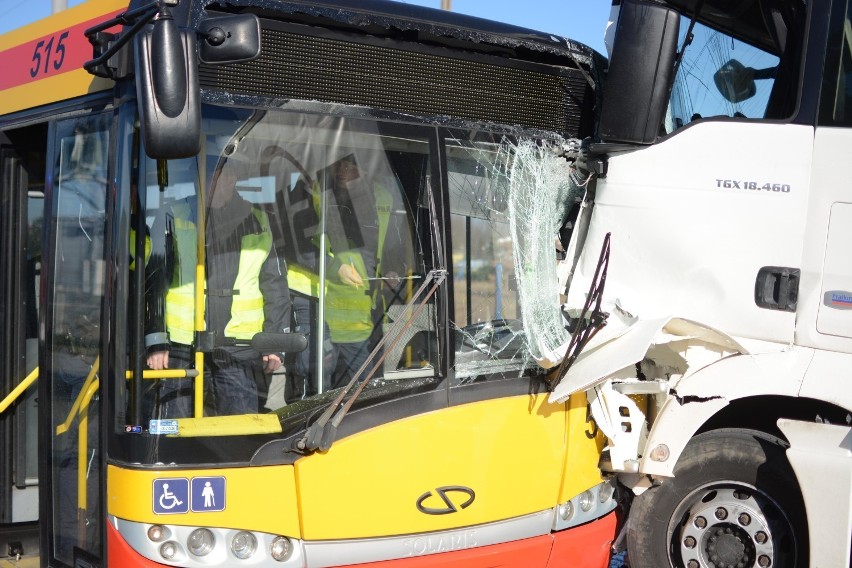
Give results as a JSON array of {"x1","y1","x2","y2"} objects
[{"x1": 665, "y1": 17, "x2": 780, "y2": 133}]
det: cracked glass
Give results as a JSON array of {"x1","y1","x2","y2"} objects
[{"x1": 448, "y1": 134, "x2": 582, "y2": 383}]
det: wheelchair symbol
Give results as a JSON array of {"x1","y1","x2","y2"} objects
[{"x1": 159, "y1": 483, "x2": 184, "y2": 510}]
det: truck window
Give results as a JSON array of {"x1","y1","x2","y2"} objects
[
  {"x1": 665, "y1": 18, "x2": 780, "y2": 133},
  {"x1": 820, "y1": 0, "x2": 852, "y2": 124}
]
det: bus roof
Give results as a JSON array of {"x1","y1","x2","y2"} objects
[{"x1": 0, "y1": 0, "x2": 126, "y2": 117}]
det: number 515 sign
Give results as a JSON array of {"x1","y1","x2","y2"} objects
[{"x1": 0, "y1": 11, "x2": 122, "y2": 92}]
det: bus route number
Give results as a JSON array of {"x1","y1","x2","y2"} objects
[{"x1": 30, "y1": 31, "x2": 70, "y2": 78}]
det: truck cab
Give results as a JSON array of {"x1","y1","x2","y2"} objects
[{"x1": 552, "y1": 0, "x2": 852, "y2": 566}]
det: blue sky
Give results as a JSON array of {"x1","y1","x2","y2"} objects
[{"x1": 0, "y1": 0, "x2": 611, "y2": 53}]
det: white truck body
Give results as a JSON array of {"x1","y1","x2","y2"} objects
[{"x1": 548, "y1": 1, "x2": 852, "y2": 565}]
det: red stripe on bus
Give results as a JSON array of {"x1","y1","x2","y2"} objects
[{"x1": 0, "y1": 12, "x2": 121, "y2": 91}]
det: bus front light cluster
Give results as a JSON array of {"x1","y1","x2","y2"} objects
[
  {"x1": 110, "y1": 516, "x2": 306, "y2": 566},
  {"x1": 552, "y1": 480, "x2": 619, "y2": 531}
]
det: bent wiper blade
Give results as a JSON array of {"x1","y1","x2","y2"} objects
[
  {"x1": 550, "y1": 232, "x2": 610, "y2": 388},
  {"x1": 294, "y1": 269, "x2": 446, "y2": 454}
]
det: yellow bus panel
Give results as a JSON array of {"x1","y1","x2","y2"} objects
[
  {"x1": 295, "y1": 394, "x2": 586, "y2": 540},
  {"x1": 106, "y1": 464, "x2": 302, "y2": 537},
  {"x1": 558, "y1": 392, "x2": 607, "y2": 502}
]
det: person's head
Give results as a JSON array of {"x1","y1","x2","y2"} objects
[
  {"x1": 209, "y1": 158, "x2": 247, "y2": 209},
  {"x1": 334, "y1": 155, "x2": 360, "y2": 185}
]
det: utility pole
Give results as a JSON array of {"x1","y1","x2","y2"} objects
[
  {"x1": 52, "y1": 0, "x2": 68, "y2": 14},
  {"x1": 441, "y1": 0, "x2": 451, "y2": 10}
]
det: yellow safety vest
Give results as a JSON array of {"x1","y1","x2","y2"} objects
[
  {"x1": 225, "y1": 209, "x2": 273, "y2": 339},
  {"x1": 165, "y1": 205, "x2": 272, "y2": 344},
  {"x1": 287, "y1": 263, "x2": 320, "y2": 297},
  {"x1": 324, "y1": 184, "x2": 393, "y2": 344}
]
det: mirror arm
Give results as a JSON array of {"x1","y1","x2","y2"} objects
[
  {"x1": 86, "y1": 0, "x2": 160, "y2": 35},
  {"x1": 753, "y1": 66, "x2": 777, "y2": 80},
  {"x1": 84, "y1": 2, "x2": 160, "y2": 78}
]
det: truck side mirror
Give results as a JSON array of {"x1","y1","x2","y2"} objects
[
  {"x1": 714, "y1": 59, "x2": 757, "y2": 103},
  {"x1": 598, "y1": 0, "x2": 680, "y2": 144},
  {"x1": 135, "y1": 7, "x2": 201, "y2": 159}
]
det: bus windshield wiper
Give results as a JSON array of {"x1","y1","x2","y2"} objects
[
  {"x1": 550, "y1": 232, "x2": 610, "y2": 388},
  {"x1": 293, "y1": 269, "x2": 446, "y2": 454}
]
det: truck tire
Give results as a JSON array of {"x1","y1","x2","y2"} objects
[{"x1": 626, "y1": 428, "x2": 807, "y2": 568}]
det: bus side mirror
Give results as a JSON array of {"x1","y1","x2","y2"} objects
[
  {"x1": 135, "y1": 10, "x2": 201, "y2": 159},
  {"x1": 598, "y1": 0, "x2": 680, "y2": 144}
]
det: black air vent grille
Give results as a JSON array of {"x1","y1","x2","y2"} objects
[{"x1": 199, "y1": 27, "x2": 592, "y2": 136}]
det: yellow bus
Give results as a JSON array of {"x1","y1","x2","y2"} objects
[{"x1": 0, "y1": 1, "x2": 617, "y2": 566}]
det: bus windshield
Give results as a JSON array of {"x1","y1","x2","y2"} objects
[
  {"x1": 123, "y1": 104, "x2": 443, "y2": 455},
  {"x1": 113, "y1": 102, "x2": 578, "y2": 466}
]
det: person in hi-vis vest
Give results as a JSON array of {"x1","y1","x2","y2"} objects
[
  {"x1": 283, "y1": 154, "x2": 396, "y2": 399},
  {"x1": 145, "y1": 158, "x2": 291, "y2": 416}
]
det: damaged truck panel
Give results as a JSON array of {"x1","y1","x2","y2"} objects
[
  {"x1": 638, "y1": 347, "x2": 814, "y2": 478},
  {"x1": 565, "y1": 121, "x2": 814, "y2": 346}
]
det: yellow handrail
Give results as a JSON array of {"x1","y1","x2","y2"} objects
[
  {"x1": 125, "y1": 368, "x2": 200, "y2": 380},
  {"x1": 76, "y1": 376, "x2": 99, "y2": 512},
  {"x1": 58, "y1": 364, "x2": 200, "y2": 435},
  {"x1": 56, "y1": 359, "x2": 100, "y2": 436},
  {"x1": 62, "y1": 361, "x2": 200, "y2": 539},
  {"x1": 0, "y1": 366, "x2": 39, "y2": 415}
]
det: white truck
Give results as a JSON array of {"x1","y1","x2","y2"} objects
[{"x1": 549, "y1": 0, "x2": 852, "y2": 566}]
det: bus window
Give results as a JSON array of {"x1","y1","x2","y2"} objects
[
  {"x1": 46, "y1": 111, "x2": 110, "y2": 565},
  {"x1": 447, "y1": 137, "x2": 534, "y2": 383},
  {"x1": 447, "y1": 135, "x2": 583, "y2": 387}
]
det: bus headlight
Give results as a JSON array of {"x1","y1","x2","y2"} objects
[
  {"x1": 159, "y1": 541, "x2": 179, "y2": 560},
  {"x1": 578, "y1": 490, "x2": 594, "y2": 512},
  {"x1": 231, "y1": 531, "x2": 258, "y2": 559},
  {"x1": 187, "y1": 528, "x2": 215, "y2": 557},
  {"x1": 599, "y1": 480, "x2": 615, "y2": 503},
  {"x1": 558, "y1": 500, "x2": 574, "y2": 521},
  {"x1": 270, "y1": 536, "x2": 292, "y2": 561},
  {"x1": 147, "y1": 524, "x2": 166, "y2": 542}
]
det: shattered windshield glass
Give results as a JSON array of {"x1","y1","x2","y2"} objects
[{"x1": 447, "y1": 135, "x2": 584, "y2": 383}]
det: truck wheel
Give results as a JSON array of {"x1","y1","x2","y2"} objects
[{"x1": 626, "y1": 428, "x2": 807, "y2": 568}]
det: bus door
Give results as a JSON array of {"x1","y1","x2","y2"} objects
[
  {"x1": 42, "y1": 111, "x2": 111, "y2": 567},
  {"x1": 0, "y1": 124, "x2": 46, "y2": 555}
]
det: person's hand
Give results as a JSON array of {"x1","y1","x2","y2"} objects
[
  {"x1": 148, "y1": 351, "x2": 169, "y2": 370},
  {"x1": 262, "y1": 353, "x2": 282, "y2": 374},
  {"x1": 338, "y1": 262, "x2": 364, "y2": 288}
]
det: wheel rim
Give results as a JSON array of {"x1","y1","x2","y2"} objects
[{"x1": 667, "y1": 484, "x2": 798, "y2": 568}]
